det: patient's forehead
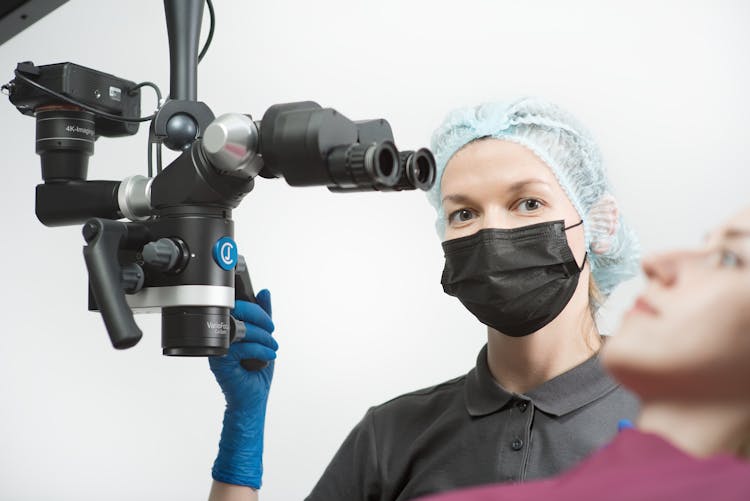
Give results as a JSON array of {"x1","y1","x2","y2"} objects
[
  {"x1": 708, "y1": 208, "x2": 750, "y2": 245},
  {"x1": 726, "y1": 207, "x2": 750, "y2": 230}
]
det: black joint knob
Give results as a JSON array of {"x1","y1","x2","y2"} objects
[
  {"x1": 82, "y1": 221, "x2": 100, "y2": 243},
  {"x1": 164, "y1": 113, "x2": 198, "y2": 151},
  {"x1": 142, "y1": 238, "x2": 182, "y2": 272},
  {"x1": 121, "y1": 263, "x2": 145, "y2": 294}
]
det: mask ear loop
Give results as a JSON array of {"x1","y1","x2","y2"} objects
[
  {"x1": 563, "y1": 219, "x2": 588, "y2": 272},
  {"x1": 564, "y1": 219, "x2": 584, "y2": 231},
  {"x1": 578, "y1": 252, "x2": 588, "y2": 272}
]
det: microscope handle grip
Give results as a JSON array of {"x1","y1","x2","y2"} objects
[
  {"x1": 235, "y1": 255, "x2": 270, "y2": 371},
  {"x1": 82, "y1": 218, "x2": 143, "y2": 349}
]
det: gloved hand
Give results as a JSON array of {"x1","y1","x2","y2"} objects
[{"x1": 209, "y1": 289, "x2": 277, "y2": 489}]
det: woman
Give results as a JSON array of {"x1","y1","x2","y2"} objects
[
  {"x1": 417, "y1": 207, "x2": 750, "y2": 501},
  {"x1": 207, "y1": 98, "x2": 641, "y2": 500}
]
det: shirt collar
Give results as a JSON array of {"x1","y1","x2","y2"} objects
[{"x1": 465, "y1": 344, "x2": 620, "y2": 417}]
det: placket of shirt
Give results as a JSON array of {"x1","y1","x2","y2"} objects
[{"x1": 504, "y1": 397, "x2": 534, "y2": 481}]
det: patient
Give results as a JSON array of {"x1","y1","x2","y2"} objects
[{"x1": 420, "y1": 207, "x2": 750, "y2": 501}]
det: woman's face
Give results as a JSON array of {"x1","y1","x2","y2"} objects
[
  {"x1": 441, "y1": 138, "x2": 584, "y2": 253},
  {"x1": 602, "y1": 207, "x2": 750, "y2": 401}
]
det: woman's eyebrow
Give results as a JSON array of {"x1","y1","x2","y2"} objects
[
  {"x1": 705, "y1": 228, "x2": 750, "y2": 244},
  {"x1": 506, "y1": 179, "x2": 551, "y2": 193},
  {"x1": 718, "y1": 229, "x2": 750, "y2": 242},
  {"x1": 442, "y1": 193, "x2": 474, "y2": 205},
  {"x1": 442, "y1": 179, "x2": 551, "y2": 205}
]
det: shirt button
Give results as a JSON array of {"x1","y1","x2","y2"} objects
[
  {"x1": 511, "y1": 438, "x2": 524, "y2": 451},
  {"x1": 516, "y1": 401, "x2": 528, "y2": 412}
]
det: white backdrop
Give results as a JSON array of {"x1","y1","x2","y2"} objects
[{"x1": 1, "y1": 1, "x2": 748, "y2": 500}]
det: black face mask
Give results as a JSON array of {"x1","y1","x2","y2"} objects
[{"x1": 440, "y1": 220, "x2": 586, "y2": 337}]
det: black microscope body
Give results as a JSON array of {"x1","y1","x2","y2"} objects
[{"x1": 4, "y1": 0, "x2": 436, "y2": 367}]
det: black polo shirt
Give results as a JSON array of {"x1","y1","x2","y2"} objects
[{"x1": 305, "y1": 345, "x2": 639, "y2": 501}]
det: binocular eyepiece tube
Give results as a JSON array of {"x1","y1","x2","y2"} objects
[
  {"x1": 257, "y1": 102, "x2": 436, "y2": 193},
  {"x1": 328, "y1": 147, "x2": 436, "y2": 193},
  {"x1": 327, "y1": 141, "x2": 401, "y2": 189}
]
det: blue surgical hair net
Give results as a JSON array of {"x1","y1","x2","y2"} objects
[{"x1": 427, "y1": 97, "x2": 640, "y2": 297}]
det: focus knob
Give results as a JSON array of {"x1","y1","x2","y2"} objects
[
  {"x1": 121, "y1": 263, "x2": 145, "y2": 294},
  {"x1": 142, "y1": 238, "x2": 183, "y2": 272}
]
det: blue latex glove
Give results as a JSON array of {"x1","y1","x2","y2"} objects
[{"x1": 209, "y1": 289, "x2": 277, "y2": 489}]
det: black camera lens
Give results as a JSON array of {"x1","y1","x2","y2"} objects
[
  {"x1": 35, "y1": 108, "x2": 96, "y2": 181},
  {"x1": 161, "y1": 306, "x2": 230, "y2": 356}
]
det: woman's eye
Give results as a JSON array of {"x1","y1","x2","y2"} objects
[
  {"x1": 448, "y1": 209, "x2": 475, "y2": 225},
  {"x1": 718, "y1": 249, "x2": 743, "y2": 268},
  {"x1": 517, "y1": 198, "x2": 543, "y2": 213}
]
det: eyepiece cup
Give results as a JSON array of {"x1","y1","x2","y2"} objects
[
  {"x1": 406, "y1": 148, "x2": 436, "y2": 191},
  {"x1": 367, "y1": 141, "x2": 400, "y2": 187}
]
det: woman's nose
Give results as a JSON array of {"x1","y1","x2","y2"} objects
[
  {"x1": 642, "y1": 252, "x2": 678, "y2": 286},
  {"x1": 642, "y1": 249, "x2": 704, "y2": 287},
  {"x1": 481, "y1": 209, "x2": 512, "y2": 230}
]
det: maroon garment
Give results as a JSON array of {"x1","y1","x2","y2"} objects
[{"x1": 418, "y1": 429, "x2": 750, "y2": 501}]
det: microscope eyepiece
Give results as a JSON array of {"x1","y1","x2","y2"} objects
[{"x1": 403, "y1": 148, "x2": 436, "y2": 191}]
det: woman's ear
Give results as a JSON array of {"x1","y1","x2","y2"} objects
[{"x1": 588, "y1": 194, "x2": 619, "y2": 255}]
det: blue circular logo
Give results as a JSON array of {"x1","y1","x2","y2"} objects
[{"x1": 213, "y1": 237, "x2": 238, "y2": 270}]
